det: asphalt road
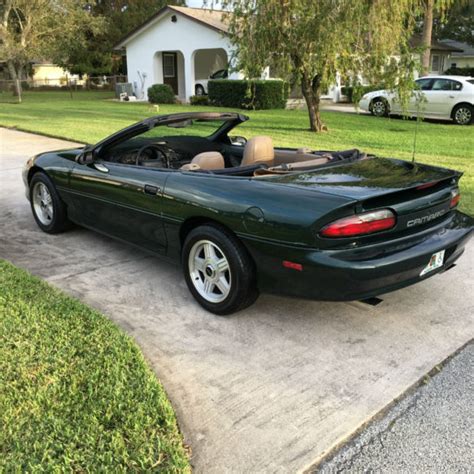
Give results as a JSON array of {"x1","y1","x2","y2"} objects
[
  {"x1": 1, "y1": 127, "x2": 473, "y2": 473},
  {"x1": 318, "y1": 342, "x2": 473, "y2": 472}
]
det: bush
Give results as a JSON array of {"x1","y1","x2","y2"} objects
[
  {"x1": 147, "y1": 83, "x2": 175, "y2": 104},
  {"x1": 341, "y1": 84, "x2": 384, "y2": 103},
  {"x1": 208, "y1": 79, "x2": 288, "y2": 110},
  {"x1": 190, "y1": 95, "x2": 209, "y2": 106},
  {"x1": 443, "y1": 66, "x2": 474, "y2": 77}
]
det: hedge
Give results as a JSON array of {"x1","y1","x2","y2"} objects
[
  {"x1": 443, "y1": 66, "x2": 474, "y2": 77},
  {"x1": 208, "y1": 79, "x2": 288, "y2": 109},
  {"x1": 190, "y1": 95, "x2": 209, "y2": 106},
  {"x1": 147, "y1": 83, "x2": 175, "y2": 104}
]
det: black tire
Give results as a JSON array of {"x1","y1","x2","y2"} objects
[
  {"x1": 452, "y1": 104, "x2": 473, "y2": 125},
  {"x1": 370, "y1": 98, "x2": 389, "y2": 117},
  {"x1": 29, "y1": 172, "x2": 70, "y2": 234},
  {"x1": 182, "y1": 224, "x2": 258, "y2": 315},
  {"x1": 195, "y1": 85, "x2": 205, "y2": 96}
]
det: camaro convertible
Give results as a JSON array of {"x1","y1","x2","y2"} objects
[{"x1": 23, "y1": 112, "x2": 473, "y2": 315}]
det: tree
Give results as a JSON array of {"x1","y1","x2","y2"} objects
[
  {"x1": 420, "y1": 0, "x2": 455, "y2": 75},
  {"x1": 218, "y1": 0, "x2": 424, "y2": 132},
  {"x1": 433, "y1": 0, "x2": 474, "y2": 46},
  {"x1": 58, "y1": 0, "x2": 186, "y2": 76},
  {"x1": 0, "y1": 0, "x2": 104, "y2": 95}
]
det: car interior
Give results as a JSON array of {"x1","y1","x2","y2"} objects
[{"x1": 99, "y1": 118, "x2": 368, "y2": 177}]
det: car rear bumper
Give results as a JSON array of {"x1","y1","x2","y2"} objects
[{"x1": 241, "y1": 211, "x2": 473, "y2": 301}]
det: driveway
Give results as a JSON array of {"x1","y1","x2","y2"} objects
[{"x1": 1, "y1": 127, "x2": 473, "y2": 473}]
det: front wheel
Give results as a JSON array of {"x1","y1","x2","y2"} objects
[
  {"x1": 371, "y1": 98, "x2": 389, "y2": 117},
  {"x1": 182, "y1": 224, "x2": 258, "y2": 315},
  {"x1": 452, "y1": 104, "x2": 473, "y2": 125},
  {"x1": 30, "y1": 172, "x2": 70, "y2": 233}
]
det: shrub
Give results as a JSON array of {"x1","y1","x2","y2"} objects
[
  {"x1": 443, "y1": 66, "x2": 474, "y2": 77},
  {"x1": 147, "y1": 83, "x2": 175, "y2": 104},
  {"x1": 208, "y1": 79, "x2": 288, "y2": 110},
  {"x1": 190, "y1": 95, "x2": 209, "y2": 106}
]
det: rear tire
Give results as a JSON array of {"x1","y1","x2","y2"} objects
[
  {"x1": 452, "y1": 104, "x2": 473, "y2": 125},
  {"x1": 182, "y1": 224, "x2": 258, "y2": 315},
  {"x1": 30, "y1": 172, "x2": 69, "y2": 234},
  {"x1": 195, "y1": 85, "x2": 205, "y2": 96},
  {"x1": 371, "y1": 98, "x2": 389, "y2": 117}
]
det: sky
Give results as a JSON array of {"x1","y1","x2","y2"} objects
[{"x1": 186, "y1": 0, "x2": 224, "y2": 8}]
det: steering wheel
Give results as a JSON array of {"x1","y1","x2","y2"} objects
[{"x1": 135, "y1": 143, "x2": 170, "y2": 167}]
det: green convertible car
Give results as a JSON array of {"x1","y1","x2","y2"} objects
[{"x1": 23, "y1": 112, "x2": 472, "y2": 315}]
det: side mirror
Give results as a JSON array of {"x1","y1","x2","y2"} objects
[
  {"x1": 230, "y1": 135, "x2": 247, "y2": 146},
  {"x1": 76, "y1": 150, "x2": 96, "y2": 165}
]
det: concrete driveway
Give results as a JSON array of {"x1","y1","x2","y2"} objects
[{"x1": 1, "y1": 127, "x2": 473, "y2": 473}]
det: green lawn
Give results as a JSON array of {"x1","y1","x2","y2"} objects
[
  {"x1": 0, "y1": 260, "x2": 190, "y2": 472},
  {"x1": 1, "y1": 90, "x2": 472, "y2": 214}
]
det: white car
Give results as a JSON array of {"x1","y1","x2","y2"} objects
[
  {"x1": 194, "y1": 69, "x2": 228, "y2": 96},
  {"x1": 359, "y1": 75, "x2": 474, "y2": 125}
]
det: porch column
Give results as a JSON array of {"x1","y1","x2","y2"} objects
[{"x1": 184, "y1": 51, "x2": 195, "y2": 103}]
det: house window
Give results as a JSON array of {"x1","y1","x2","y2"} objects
[
  {"x1": 431, "y1": 54, "x2": 440, "y2": 72},
  {"x1": 451, "y1": 62, "x2": 457, "y2": 68}
]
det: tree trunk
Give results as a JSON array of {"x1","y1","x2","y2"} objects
[
  {"x1": 421, "y1": 0, "x2": 434, "y2": 75},
  {"x1": 7, "y1": 60, "x2": 22, "y2": 97},
  {"x1": 301, "y1": 73, "x2": 325, "y2": 132}
]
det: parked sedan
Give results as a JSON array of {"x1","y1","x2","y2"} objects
[
  {"x1": 23, "y1": 112, "x2": 472, "y2": 315},
  {"x1": 359, "y1": 75, "x2": 474, "y2": 125},
  {"x1": 194, "y1": 69, "x2": 228, "y2": 95}
]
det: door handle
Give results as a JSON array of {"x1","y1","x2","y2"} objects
[
  {"x1": 144, "y1": 184, "x2": 160, "y2": 195},
  {"x1": 449, "y1": 95, "x2": 455, "y2": 99}
]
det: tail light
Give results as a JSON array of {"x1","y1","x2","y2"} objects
[
  {"x1": 320, "y1": 209, "x2": 396, "y2": 238},
  {"x1": 450, "y1": 189, "x2": 460, "y2": 208}
]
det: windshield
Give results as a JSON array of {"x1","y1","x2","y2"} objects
[{"x1": 138, "y1": 119, "x2": 232, "y2": 140}]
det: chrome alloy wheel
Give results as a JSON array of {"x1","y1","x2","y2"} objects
[
  {"x1": 32, "y1": 182, "x2": 54, "y2": 225},
  {"x1": 454, "y1": 106, "x2": 472, "y2": 125},
  {"x1": 188, "y1": 239, "x2": 231, "y2": 303},
  {"x1": 372, "y1": 100, "x2": 387, "y2": 117}
]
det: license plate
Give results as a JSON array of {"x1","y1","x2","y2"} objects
[{"x1": 420, "y1": 250, "x2": 445, "y2": 277}]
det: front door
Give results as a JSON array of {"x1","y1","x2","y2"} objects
[
  {"x1": 163, "y1": 52, "x2": 178, "y2": 95},
  {"x1": 67, "y1": 161, "x2": 169, "y2": 254}
]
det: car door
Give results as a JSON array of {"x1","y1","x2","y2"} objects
[
  {"x1": 67, "y1": 159, "x2": 170, "y2": 254},
  {"x1": 407, "y1": 78, "x2": 433, "y2": 116},
  {"x1": 424, "y1": 78, "x2": 463, "y2": 118}
]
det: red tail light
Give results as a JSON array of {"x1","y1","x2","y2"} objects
[
  {"x1": 320, "y1": 209, "x2": 396, "y2": 238},
  {"x1": 450, "y1": 189, "x2": 460, "y2": 208}
]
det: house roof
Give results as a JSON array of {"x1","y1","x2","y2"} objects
[
  {"x1": 114, "y1": 6, "x2": 229, "y2": 49},
  {"x1": 439, "y1": 39, "x2": 474, "y2": 57},
  {"x1": 409, "y1": 34, "x2": 464, "y2": 53}
]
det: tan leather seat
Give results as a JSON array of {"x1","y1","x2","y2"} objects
[
  {"x1": 241, "y1": 136, "x2": 274, "y2": 167},
  {"x1": 181, "y1": 151, "x2": 225, "y2": 171}
]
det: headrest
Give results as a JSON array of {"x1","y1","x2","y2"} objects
[
  {"x1": 186, "y1": 151, "x2": 225, "y2": 170},
  {"x1": 241, "y1": 136, "x2": 274, "y2": 166}
]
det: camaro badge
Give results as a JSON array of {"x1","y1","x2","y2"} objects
[{"x1": 407, "y1": 209, "x2": 448, "y2": 228}]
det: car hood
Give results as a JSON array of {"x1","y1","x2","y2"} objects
[{"x1": 265, "y1": 157, "x2": 460, "y2": 200}]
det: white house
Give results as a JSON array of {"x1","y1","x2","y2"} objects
[
  {"x1": 115, "y1": 6, "x2": 242, "y2": 102},
  {"x1": 440, "y1": 40, "x2": 473, "y2": 70}
]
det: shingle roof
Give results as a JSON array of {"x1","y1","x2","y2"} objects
[
  {"x1": 409, "y1": 34, "x2": 464, "y2": 53},
  {"x1": 439, "y1": 39, "x2": 474, "y2": 57},
  {"x1": 169, "y1": 6, "x2": 229, "y2": 33},
  {"x1": 114, "y1": 6, "x2": 229, "y2": 49}
]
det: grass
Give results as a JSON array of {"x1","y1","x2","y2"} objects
[
  {"x1": 0, "y1": 90, "x2": 472, "y2": 214},
  {"x1": 0, "y1": 260, "x2": 190, "y2": 472}
]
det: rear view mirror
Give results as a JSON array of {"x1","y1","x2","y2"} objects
[{"x1": 230, "y1": 136, "x2": 247, "y2": 146}]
